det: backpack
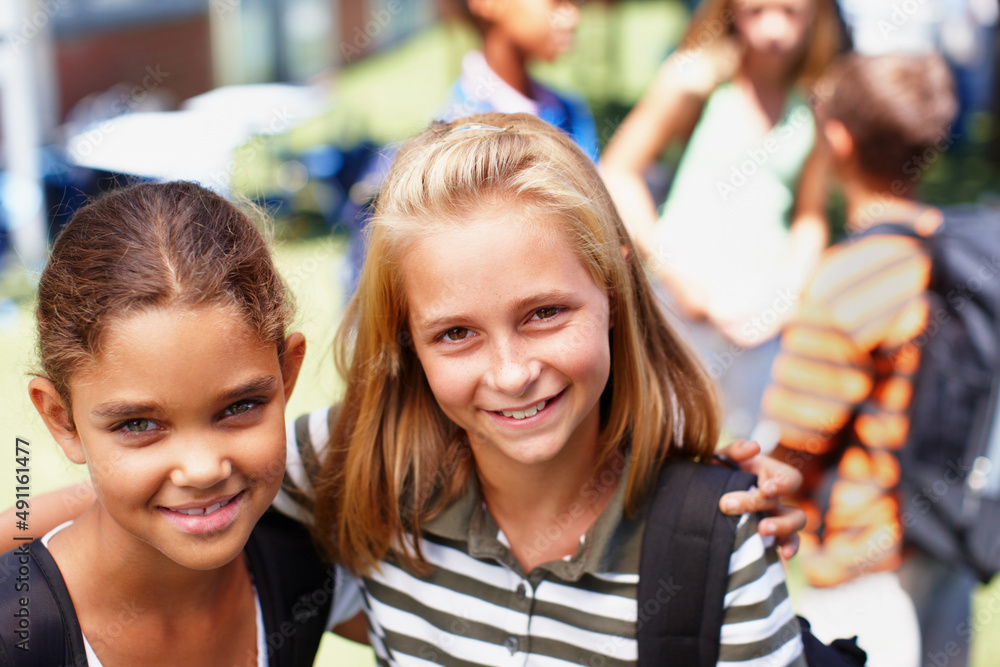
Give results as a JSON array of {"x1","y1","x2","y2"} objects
[
  {"x1": 637, "y1": 458, "x2": 868, "y2": 666},
  {"x1": 0, "y1": 510, "x2": 334, "y2": 667},
  {"x1": 859, "y1": 205, "x2": 1000, "y2": 583}
]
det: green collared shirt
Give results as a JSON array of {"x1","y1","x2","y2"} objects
[{"x1": 422, "y1": 453, "x2": 645, "y2": 586}]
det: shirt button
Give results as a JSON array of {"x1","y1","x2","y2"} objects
[
  {"x1": 505, "y1": 636, "x2": 520, "y2": 654},
  {"x1": 516, "y1": 583, "x2": 526, "y2": 600}
]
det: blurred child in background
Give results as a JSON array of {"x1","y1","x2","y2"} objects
[
  {"x1": 344, "y1": 0, "x2": 600, "y2": 291},
  {"x1": 600, "y1": 0, "x2": 840, "y2": 438},
  {"x1": 761, "y1": 53, "x2": 962, "y2": 666},
  {"x1": 439, "y1": 0, "x2": 599, "y2": 160}
]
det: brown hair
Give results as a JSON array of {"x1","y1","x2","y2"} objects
[
  {"x1": 819, "y1": 53, "x2": 957, "y2": 184},
  {"x1": 313, "y1": 113, "x2": 720, "y2": 575},
  {"x1": 36, "y1": 181, "x2": 294, "y2": 408},
  {"x1": 680, "y1": 0, "x2": 841, "y2": 87}
]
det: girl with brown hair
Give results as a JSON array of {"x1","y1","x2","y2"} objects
[{"x1": 1, "y1": 181, "x2": 335, "y2": 666}]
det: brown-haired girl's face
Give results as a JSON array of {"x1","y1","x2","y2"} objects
[
  {"x1": 59, "y1": 305, "x2": 299, "y2": 570},
  {"x1": 733, "y1": 0, "x2": 813, "y2": 67},
  {"x1": 402, "y1": 206, "x2": 612, "y2": 470}
]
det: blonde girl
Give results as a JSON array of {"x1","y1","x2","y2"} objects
[
  {"x1": 279, "y1": 113, "x2": 808, "y2": 666},
  {"x1": 600, "y1": 0, "x2": 842, "y2": 437}
]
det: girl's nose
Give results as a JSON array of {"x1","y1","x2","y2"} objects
[
  {"x1": 170, "y1": 440, "x2": 233, "y2": 489},
  {"x1": 487, "y1": 340, "x2": 541, "y2": 397},
  {"x1": 760, "y1": 11, "x2": 790, "y2": 42}
]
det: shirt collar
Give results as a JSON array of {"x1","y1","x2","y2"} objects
[
  {"x1": 459, "y1": 50, "x2": 540, "y2": 117},
  {"x1": 422, "y1": 450, "x2": 636, "y2": 581}
]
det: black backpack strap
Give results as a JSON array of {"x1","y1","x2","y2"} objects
[
  {"x1": 243, "y1": 510, "x2": 337, "y2": 667},
  {"x1": 636, "y1": 459, "x2": 755, "y2": 667},
  {"x1": 855, "y1": 222, "x2": 923, "y2": 241},
  {"x1": 636, "y1": 461, "x2": 869, "y2": 667},
  {"x1": 0, "y1": 542, "x2": 87, "y2": 666}
]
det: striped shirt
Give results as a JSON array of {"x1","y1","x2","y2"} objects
[
  {"x1": 762, "y1": 227, "x2": 932, "y2": 587},
  {"x1": 277, "y1": 407, "x2": 805, "y2": 667}
]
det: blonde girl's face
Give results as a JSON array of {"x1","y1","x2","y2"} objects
[
  {"x1": 403, "y1": 206, "x2": 612, "y2": 471},
  {"x1": 732, "y1": 0, "x2": 813, "y2": 67},
  {"x1": 60, "y1": 305, "x2": 297, "y2": 571}
]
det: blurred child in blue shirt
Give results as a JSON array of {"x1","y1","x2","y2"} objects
[{"x1": 438, "y1": 0, "x2": 599, "y2": 161}]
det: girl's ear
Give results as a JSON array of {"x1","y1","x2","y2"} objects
[
  {"x1": 822, "y1": 119, "x2": 855, "y2": 164},
  {"x1": 467, "y1": 0, "x2": 502, "y2": 22},
  {"x1": 28, "y1": 378, "x2": 86, "y2": 465},
  {"x1": 280, "y1": 332, "x2": 307, "y2": 403}
]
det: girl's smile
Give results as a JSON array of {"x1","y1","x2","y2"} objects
[
  {"x1": 403, "y1": 205, "x2": 612, "y2": 470},
  {"x1": 487, "y1": 389, "x2": 561, "y2": 423},
  {"x1": 492, "y1": 393, "x2": 553, "y2": 416},
  {"x1": 158, "y1": 490, "x2": 246, "y2": 535}
]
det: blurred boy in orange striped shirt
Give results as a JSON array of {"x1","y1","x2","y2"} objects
[{"x1": 760, "y1": 53, "x2": 969, "y2": 666}]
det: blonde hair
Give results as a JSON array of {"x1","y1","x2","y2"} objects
[
  {"x1": 680, "y1": 0, "x2": 841, "y2": 87},
  {"x1": 313, "y1": 113, "x2": 720, "y2": 574}
]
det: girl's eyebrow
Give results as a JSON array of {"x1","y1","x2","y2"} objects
[
  {"x1": 90, "y1": 376, "x2": 279, "y2": 419},
  {"x1": 507, "y1": 289, "x2": 578, "y2": 313},
  {"x1": 92, "y1": 401, "x2": 160, "y2": 420},
  {"x1": 216, "y1": 376, "x2": 279, "y2": 403}
]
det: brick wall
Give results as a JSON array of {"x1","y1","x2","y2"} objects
[{"x1": 55, "y1": 14, "x2": 212, "y2": 120}]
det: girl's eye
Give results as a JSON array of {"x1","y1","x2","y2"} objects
[
  {"x1": 111, "y1": 418, "x2": 160, "y2": 437},
  {"x1": 532, "y1": 307, "x2": 563, "y2": 321},
  {"x1": 224, "y1": 399, "x2": 260, "y2": 417},
  {"x1": 122, "y1": 419, "x2": 154, "y2": 433},
  {"x1": 441, "y1": 327, "x2": 471, "y2": 342}
]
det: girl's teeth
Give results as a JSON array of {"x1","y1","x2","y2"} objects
[
  {"x1": 173, "y1": 497, "x2": 233, "y2": 516},
  {"x1": 500, "y1": 400, "x2": 547, "y2": 420}
]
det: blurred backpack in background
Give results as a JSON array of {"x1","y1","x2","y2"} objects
[{"x1": 861, "y1": 204, "x2": 1000, "y2": 584}]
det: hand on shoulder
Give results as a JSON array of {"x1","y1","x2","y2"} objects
[{"x1": 717, "y1": 440, "x2": 805, "y2": 560}]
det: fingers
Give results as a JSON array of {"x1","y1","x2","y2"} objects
[
  {"x1": 716, "y1": 440, "x2": 804, "y2": 495},
  {"x1": 745, "y1": 453, "x2": 803, "y2": 497},
  {"x1": 720, "y1": 494, "x2": 806, "y2": 560},
  {"x1": 759, "y1": 505, "x2": 807, "y2": 541},
  {"x1": 759, "y1": 463, "x2": 802, "y2": 498},
  {"x1": 716, "y1": 439, "x2": 761, "y2": 464},
  {"x1": 718, "y1": 440, "x2": 806, "y2": 556},
  {"x1": 719, "y1": 487, "x2": 778, "y2": 515},
  {"x1": 776, "y1": 533, "x2": 801, "y2": 560},
  {"x1": 716, "y1": 443, "x2": 806, "y2": 559}
]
